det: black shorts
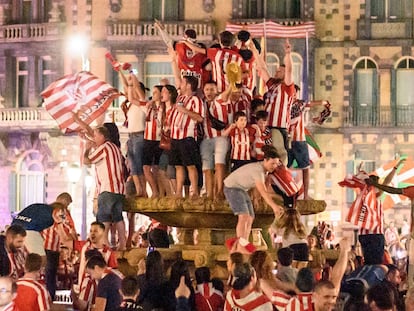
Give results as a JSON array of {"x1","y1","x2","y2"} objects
[
  {"x1": 288, "y1": 141, "x2": 310, "y2": 169},
  {"x1": 142, "y1": 139, "x2": 163, "y2": 166},
  {"x1": 169, "y1": 137, "x2": 200, "y2": 166},
  {"x1": 289, "y1": 243, "x2": 309, "y2": 262}
]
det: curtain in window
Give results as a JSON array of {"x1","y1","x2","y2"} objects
[
  {"x1": 396, "y1": 69, "x2": 414, "y2": 125},
  {"x1": 144, "y1": 61, "x2": 173, "y2": 89},
  {"x1": 370, "y1": 0, "x2": 385, "y2": 20},
  {"x1": 355, "y1": 69, "x2": 376, "y2": 125}
]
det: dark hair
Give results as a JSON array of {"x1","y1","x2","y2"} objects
[
  {"x1": 255, "y1": 110, "x2": 268, "y2": 121},
  {"x1": 211, "y1": 277, "x2": 224, "y2": 293},
  {"x1": 183, "y1": 75, "x2": 199, "y2": 92},
  {"x1": 234, "y1": 111, "x2": 247, "y2": 122},
  {"x1": 237, "y1": 30, "x2": 250, "y2": 42},
  {"x1": 163, "y1": 85, "x2": 178, "y2": 104},
  {"x1": 25, "y1": 253, "x2": 42, "y2": 272},
  {"x1": 277, "y1": 247, "x2": 294, "y2": 266},
  {"x1": 251, "y1": 98, "x2": 265, "y2": 112},
  {"x1": 231, "y1": 262, "x2": 254, "y2": 290},
  {"x1": 56, "y1": 192, "x2": 72, "y2": 204},
  {"x1": 145, "y1": 250, "x2": 165, "y2": 286},
  {"x1": 86, "y1": 255, "x2": 107, "y2": 270},
  {"x1": 153, "y1": 85, "x2": 163, "y2": 94},
  {"x1": 95, "y1": 125, "x2": 110, "y2": 141},
  {"x1": 366, "y1": 283, "x2": 395, "y2": 310},
  {"x1": 85, "y1": 249, "x2": 104, "y2": 261},
  {"x1": 203, "y1": 80, "x2": 217, "y2": 87},
  {"x1": 229, "y1": 252, "x2": 244, "y2": 266},
  {"x1": 262, "y1": 145, "x2": 280, "y2": 160},
  {"x1": 103, "y1": 123, "x2": 121, "y2": 148},
  {"x1": 121, "y1": 275, "x2": 140, "y2": 296},
  {"x1": 386, "y1": 264, "x2": 399, "y2": 278},
  {"x1": 219, "y1": 31, "x2": 234, "y2": 47},
  {"x1": 6, "y1": 224, "x2": 26, "y2": 237},
  {"x1": 184, "y1": 29, "x2": 197, "y2": 39},
  {"x1": 296, "y1": 268, "x2": 315, "y2": 292},
  {"x1": 170, "y1": 259, "x2": 191, "y2": 290},
  {"x1": 90, "y1": 221, "x2": 105, "y2": 231},
  {"x1": 195, "y1": 266, "x2": 210, "y2": 284}
]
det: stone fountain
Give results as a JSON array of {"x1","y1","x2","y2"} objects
[{"x1": 120, "y1": 196, "x2": 326, "y2": 279}]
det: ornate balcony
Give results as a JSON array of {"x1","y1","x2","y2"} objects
[
  {"x1": 0, "y1": 107, "x2": 127, "y2": 133},
  {"x1": 106, "y1": 20, "x2": 215, "y2": 43},
  {"x1": 357, "y1": 18, "x2": 413, "y2": 40},
  {"x1": 343, "y1": 105, "x2": 414, "y2": 129},
  {"x1": 0, "y1": 23, "x2": 64, "y2": 43}
]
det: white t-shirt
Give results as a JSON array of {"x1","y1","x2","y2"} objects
[{"x1": 224, "y1": 162, "x2": 266, "y2": 191}]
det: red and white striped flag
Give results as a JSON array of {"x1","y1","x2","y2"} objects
[
  {"x1": 339, "y1": 170, "x2": 384, "y2": 234},
  {"x1": 41, "y1": 71, "x2": 121, "y2": 133},
  {"x1": 225, "y1": 21, "x2": 316, "y2": 38}
]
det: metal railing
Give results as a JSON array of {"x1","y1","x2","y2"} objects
[{"x1": 344, "y1": 105, "x2": 414, "y2": 127}]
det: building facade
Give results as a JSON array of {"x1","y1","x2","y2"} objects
[{"x1": 0, "y1": 0, "x2": 412, "y2": 236}]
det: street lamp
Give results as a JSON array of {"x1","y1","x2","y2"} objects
[{"x1": 67, "y1": 33, "x2": 90, "y2": 71}]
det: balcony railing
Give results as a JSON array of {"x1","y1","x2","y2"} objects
[
  {"x1": 106, "y1": 20, "x2": 215, "y2": 42},
  {"x1": 0, "y1": 23, "x2": 64, "y2": 43},
  {"x1": 344, "y1": 105, "x2": 414, "y2": 127},
  {"x1": 357, "y1": 18, "x2": 413, "y2": 39},
  {"x1": 0, "y1": 107, "x2": 127, "y2": 132}
]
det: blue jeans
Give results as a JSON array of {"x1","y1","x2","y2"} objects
[{"x1": 127, "y1": 134, "x2": 144, "y2": 175}]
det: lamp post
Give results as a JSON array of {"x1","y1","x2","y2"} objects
[{"x1": 66, "y1": 34, "x2": 90, "y2": 239}]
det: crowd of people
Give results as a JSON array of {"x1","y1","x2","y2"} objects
[{"x1": 0, "y1": 24, "x2": 411, "y2": 311}]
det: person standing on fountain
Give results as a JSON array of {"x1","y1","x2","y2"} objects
[{"x1": 223, "y1": 145, "x2": 283, "y2": 253}]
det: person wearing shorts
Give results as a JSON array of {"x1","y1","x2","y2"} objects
[
  {"x1": 223, "y1": 145, "x2": 283, "y2": 253},
  {"x1": 84, "y1": 126, "x2": 127, "y2": 251}
]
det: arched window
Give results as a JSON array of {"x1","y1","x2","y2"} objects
[
  {"x1": 265, "y1": 52, "x2": 280, "y2": 78},
  {"x1": 394, "y1": 57, "x2": 414, "y2": 126},
  {"x1": 353, "y1": 58, "x2": 378, "y2": 126},
  {"x1": 291, "y1": 52, "x2": 303, "y2": 97},
  {"x1": 11, "y1": 150, "x2": 45, "y2": 211}
]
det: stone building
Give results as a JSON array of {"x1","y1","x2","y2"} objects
[{"x1": 0, "y1": 0, "x2": 412, "y2": 237}]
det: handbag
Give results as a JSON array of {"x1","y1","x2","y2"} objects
[
  {"x1": 208, "y1": 109, "x2": 227, "y2": 130},
  {"x1": 159, "y1": 130, "x2": 171, "y2": 150}
]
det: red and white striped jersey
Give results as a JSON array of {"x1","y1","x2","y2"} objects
[
  {"x1": 2, "y1": 301, "x2": 18, "y2": 311},
  {"x1": 207, "y1": 48, "x2": 245, "y2": 93},
  {"x1": 272, "y1": 290, "x2": 313, "y2": 311},
  {"x1": 225, "y1": 289, "x2": 272, "y2": 311},
  {"x1": 269, "y1": 165, "x2": 300, "y2": 197},
  {"x1": 41, "y1": 222, "x2": 71, "y2": 252},
  {"x1": 232, "y1": 87, "x2": 253, "y2": 122},
  {"x1": 195, "y1": 282, "x2": 225, "y2": 311},
  {"x1": 15, "y1": 278, "x2": 51, "y2": 311},
  {"x1": 242, "y1": 57, "x2": 257, "y2": 93},
  {"x1": 78, "y1": 274, "x2": 97, "y2": 310},
  {"x1": 7, "y1": 247, "x2": 28, "y2": 281},
  {"x1": 203, "y1": 97, "x2": 233, "y2": 138},
  {"x1": 78, "y1": 241, "x2": 118, "y2": 286},
  {"x1": 175, "y1": 41, "x2": 207, "y2": 88},
  {"x1": 169, "y1": 94, "x2": 204, "y2": 140},
  {"x1": 88, "y1": 141, "x2": 125, "y2": 195},
  {"x1": 264, "y1": 79, "x2": 295, "y2": 128},
  {"x1": 229, "y1": 126, "x2": 256, "y2": 161},
  {"x1": 289, "y1": 100, "x2": 309, "y2": 142},
  {"x1": 253, "y1": 126, "x2": 272, "y2": 160},
  {"x1": 144, "y1": 103, "x2": 163, "y2": 141}
]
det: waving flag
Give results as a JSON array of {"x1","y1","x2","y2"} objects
[
  {"x1": 225, "y1": 21, "x2": 316, "y2": 38},
  {"x1": 41, "y1": 71, "x2": 120, "y2": 133},
  {"x1": 371, "y1": 156, "x2": 414, "y2": 209}
]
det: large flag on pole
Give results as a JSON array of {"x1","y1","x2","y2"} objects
[
  {"x1": 41, "y1": 71, "x2": 121, "y2": 133},
  {"x1": 371, "y1": 156, "x2": 414, "y2": 209},
  {"x1": 225, "y1": 21, "x2": 316, "y2": 39}
]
